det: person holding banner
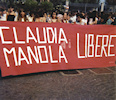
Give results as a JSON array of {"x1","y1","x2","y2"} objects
[
  {"x1": 39, "y1": 13, "x2": 47, "y2": 22},
  {"x1": 62, "y1": 13, "x2": 69, "y2": 23},
  {"x1": 57, "y1": 13, "x2": 63, "y2": 23},
  {"x1": 0, "y1": 9, "x2": 7, "y2": 21},
  {"x1": 7, "y1": 7, "x2": 16, "y2": 21},
  {"x1": 51, "y1": 12, "x2": 57, "y2": 23},
  {"x1": 46, "y1": 13, "x2": 52, "y2": 23},
  {"x1": 106, "y1": 14, "x2": 114, "y2": 25},
  {"x1": 27, "y1": 12, "x2": 35, "y2": 22},
  {"x1": 35, "y1": 14, "x2": 40, "y2": 22},
  {"x1": 18, "y1": 10, "x2": 28, "y2": 22}
]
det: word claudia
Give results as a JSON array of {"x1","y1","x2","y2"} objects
[{"x1": 0, "y1": 27, "x2": 68, "y2": 67}]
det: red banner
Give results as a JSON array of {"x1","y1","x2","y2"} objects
[{"x1": 0, "y1": 21, "x2": 116, "y2": 77}]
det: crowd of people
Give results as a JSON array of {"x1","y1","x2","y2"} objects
[{"x1": 0, "y1": 6, "x2": 116, "y2": 25}]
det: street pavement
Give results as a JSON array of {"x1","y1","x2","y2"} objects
[{"x1": 0, "y1": 67, "x2": 116, "y2": 100}]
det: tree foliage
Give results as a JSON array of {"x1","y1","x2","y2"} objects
[
  {"x1": 24, "y1": 0, "x2": 38, "y2": 12},
  {"x1": 40, "y1": 1, "x2": 53, "y2": 12}
]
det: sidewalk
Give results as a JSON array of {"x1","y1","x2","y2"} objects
[{"x1": 0, "y1": 66, "x2": 116, "y2": 100}]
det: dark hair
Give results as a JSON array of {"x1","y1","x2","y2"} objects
[
  {"x1": 79, "y1": 14, "x2": 85, "y2": 19},
  {"x1": 35, "y1": 13, "x2": 40, "y2": 18}
]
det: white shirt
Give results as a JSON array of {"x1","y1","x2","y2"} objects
[
  {"x1": 21, "y1": 18, "x2": 25, "y2": 22},
  {"x1": 70, "y1": 15, "x2": 76, "y2": 23},
  {"x1": 89, "y1": 18, "x2": 93, "y2": 25},
  {"x1": 0, "y1": 14, "x2": 7, "y2": 21},
  {"x1": 80, "y1": 19, "x2": 87, "y2": 25},
  {"x1": 28, "y1": 16, "x2": 34, "y2": 22},
  {"x1": 14, "y1": 12, "x2": 18, "y2": 21}
]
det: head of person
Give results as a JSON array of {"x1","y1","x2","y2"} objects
[
  {"x1": 57, "y1": 17, "x2": 62, "y2": 23},
  {"x1": 101, "y1": 17, "x2": 104, "y2": 22},
  {"x1": 35, "y1": 13, "x2": 40, "y2": 18},
  {"x1": 108, "y1": 14, "x2": 112, "y2": 19},
  {"x1": 2, "y1": 9, "x2": 6, "y2": 14},
  {"x1": 63, "y1": 12, "x2": 67, "y2": 20},
  {"x1": 43, "y1": 13, "x2": 47, "y2": 17},
  {"x1": 21, "y1": 11, "x2": 25, "y2": 17},
  {"x1": 30, "y1": 12, "x2": 35, "y2": 17},
  {"x1": 9, "y1": 6, "x2": 14, "y2": 12},
  {"x1": 77, "y1": 15, "x2": 81, "y2": 22},
  {"x1": 81, "y1": 12, "x2": 85, "y2": 16},
  {"x1": 80, "y1": 14, "x2": 85, "y2": 19},
  {"x1": 52, "y1": 12, "x2": 56, "y2": 19},
  {"x1": 57, "y1": 14, "x2": 63, "y2": 22},
  {"x1": 67, "y1": 14, "x2": 70, "y2": 20},
  {"x1": 71, "y1": 11, "x2": 75, "y2": 17},
  {"x1": 47, "y1": 14, "x2": 51, "y2": 17}
]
